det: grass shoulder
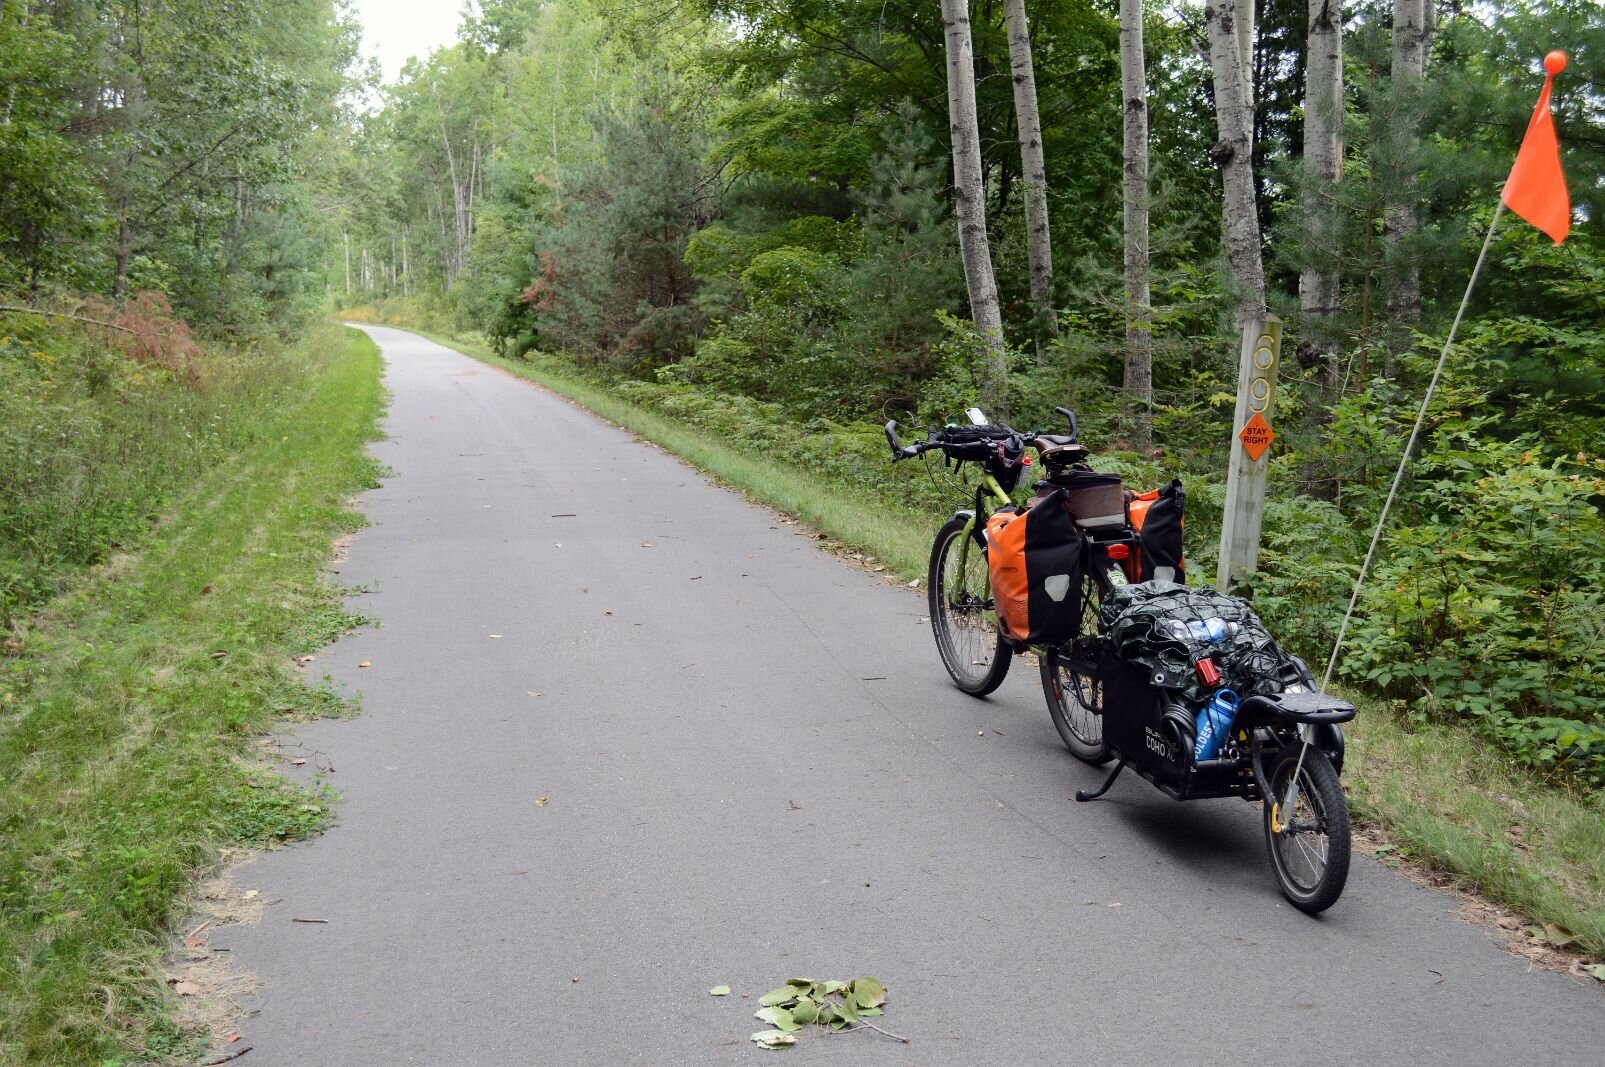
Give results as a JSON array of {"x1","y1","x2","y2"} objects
[{"x1": 0, "y1": 325, "x2": 385, "y2": 1063}]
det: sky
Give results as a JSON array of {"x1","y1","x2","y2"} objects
[{"x1": 352, "y1": 0, "x2": 467, "y2": 83}]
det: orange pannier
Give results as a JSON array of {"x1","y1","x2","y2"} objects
[{"x1": 984, "y1": 488, "x2": 1085, "y2": 643}]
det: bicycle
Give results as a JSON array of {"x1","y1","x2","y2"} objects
[
  {"x1": 884, "y1": 408, "x2": 1126, "y2": 761},
  {"x1": 887, "y1": 407, "x2": 1356, "y2": 913}
]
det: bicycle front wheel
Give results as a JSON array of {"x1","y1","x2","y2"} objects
[
  {"x1": 928, "y1": 515, "x2": 1011, "y2": 697},
  {"x1": 1264, "y1": 745, "x2": 1351, "y2": 914}
]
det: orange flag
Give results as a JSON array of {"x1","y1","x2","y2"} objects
[{"x1": 1502, "y1": 51, "x2": 1571, "y2": 245}]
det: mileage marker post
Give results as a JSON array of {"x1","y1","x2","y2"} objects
[{"x1": 1216, "y1": 314, "x2": 1282, "y2": 591}]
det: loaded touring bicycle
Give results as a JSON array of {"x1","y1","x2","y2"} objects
[{"x1": 887, "y1": 407, "x2": 1356, "y2": 913}]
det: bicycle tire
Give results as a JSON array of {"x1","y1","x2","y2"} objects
[
  {"x1": 928, "y1": 514, "x2": 1011, "y2": 697},
  {"x1": 1263, "y1": 745, "x2": 1351, "y2": 914},
  {"x1": 1038, "y1": 574, "x2": 1110, "y2": 764}
]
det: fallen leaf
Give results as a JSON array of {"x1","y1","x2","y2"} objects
[
  {"x1": 209, "y1": 650, "x2": 228, "y2": 659},
  {"x1": 489, "y1": 634, "x2": 503, "y2": 639},
  {"x1": 851, "y1": 977, "x2": 887, "y2": 1008},
  {"x1": 642, "y1": 540, "x2": 654, "y2": 548},
  {"x1": 754, "y1": 1006, "x2": 799, "y2": 1032},
  {"x1": 787, "y1": 800, "x2": 802, "y2": 811},
  {"x1": 750, "y1": 1031, "x2": 795, "y2": 1049},
  {"x1": 173, "y1": 981, "x2": 200, "y2": 997},
  {"x1": 758, "y1": 988, "x2": 793, "y2": 1007},
  {"x1": 527, "y1": 690, "x2": 542, "y2": 697},
  {"x1": 183, "y1": 936, "x2": 206, "y2": 948},
  {"x1": 227, "y1": 1032, "x2": 240, "y2": 1043},
  {"x1": 242, "y1": 889, "x2": 259, "y2": 900},
  {"x1": 1543, "y1": 923, "x2": 1576, "y2": 947},
  {"x1": 534, "y1": 795, "x2": 549, "y2": 808},
  {"x1": 709, "y1": 985, "x2": 731, "y2": 996},
  {"x1": 358, "y1": 660, "x2": 371, "y2": 669},
  {"x1": 1585, "y1": 964, "x2": 1605, "y2": 982},
  {"x1": 289, "y1": 758, "x2": 306, "y2": 766}
]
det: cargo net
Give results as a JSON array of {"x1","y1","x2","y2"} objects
[{"x1": 1098, "y1": 582, "x2": 1291, "y2": 705}]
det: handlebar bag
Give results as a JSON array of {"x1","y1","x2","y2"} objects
[
  {"x1": 1125, "y1": 478, "x2": 1185, "y2": 584},
  {"x1": 984, "y1": 488, "x2": 1085, "y2": 643}
]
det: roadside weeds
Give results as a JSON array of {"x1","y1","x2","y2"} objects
[{"x1": 0, "y1": 325, "x2": 385, "y2": 1063}]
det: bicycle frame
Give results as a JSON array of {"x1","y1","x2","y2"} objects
[{"x1": 947, "y1": 473, "x2": 1016, "y2": 610}]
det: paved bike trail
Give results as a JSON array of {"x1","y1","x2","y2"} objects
[{"x1": 214, "y1": 325, "x2": 1605, "y2": 1065}]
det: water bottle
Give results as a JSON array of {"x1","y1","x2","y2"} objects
[
  {"x1": 1163, "y1": 617, "x2": 1230, "y2": 644},
  {"x1": 1193, "y1": 688, "x2": 1239, "y2": 762}
]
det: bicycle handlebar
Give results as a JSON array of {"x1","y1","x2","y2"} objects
[
  {"x1": 884, "y1": 420, "x2": 926, "y2": 461},
  {"x1": 1054, "y1": 407, "x2": 1079, "y2": 443},
  {"x1": 885, "y1": 419, "x2": 1030, "y2": 465},
  {"x1": 886, "y1": 407, "x2": 1082, "y2": 465}
]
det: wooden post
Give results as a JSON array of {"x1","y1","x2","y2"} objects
[{"x1": 1217, "y1": 313, "x2": 1282, "y2": 590}]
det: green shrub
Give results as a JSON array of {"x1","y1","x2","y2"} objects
[{"x1": 1344, "y1": 447, "x2": 1605, "y2": 782}]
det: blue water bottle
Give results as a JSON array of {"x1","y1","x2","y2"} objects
[{"x1": 1194, "y1": 688, "x2": 1239, "y2": 762}]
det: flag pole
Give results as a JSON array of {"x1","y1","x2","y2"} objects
[{"x1": 1319, "y1": 199, "x2": 1506, "y2": 694}]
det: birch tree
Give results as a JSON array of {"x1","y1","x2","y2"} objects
[
  {"x1": 940, "y1": 0, "x2": 1008, "y2": 413},
  {"x1": 1385, "y1": 0, "x2": 1434, "y2": 326},
  {"x1": 1205, "y1": 0, "x2": 1266, "y2": 325},
  {"x1": 1299, "y1": 0, "x2": 1344, "y2": 383},
  {"x1": 1002, "y1": 0, "x2": 1056, "y2": 347},
  {"x1": 1119, "y1": 0, "x2": 1152, "y2": 444}
]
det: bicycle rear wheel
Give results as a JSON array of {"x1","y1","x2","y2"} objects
[
  {"x1": 1039, "y1": 643, "x2": 1109, "y2": 765},
  {"x1": 1264, "y1": 745, "x2": 1351, "y2": 914},
  {"x1": 928, "y1": 515, "x2": 1011, "y2": 696}
]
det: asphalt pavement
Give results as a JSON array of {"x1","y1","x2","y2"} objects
[{"x1": 213, "y1": 324, "x2": 1605, "y2": 1065}]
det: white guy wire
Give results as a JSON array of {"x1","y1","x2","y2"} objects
[
  {"x1": 1281, "y1": 201, "x2": 1509, "y2": 818},
  {"x1": 1318, "y1": 200, "x2": 1507, "y2": 694}
]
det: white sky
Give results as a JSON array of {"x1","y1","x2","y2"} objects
[{"x1": 352, "y1": 0, "x2": 467, "y2": 83}]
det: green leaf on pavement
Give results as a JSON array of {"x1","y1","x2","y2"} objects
[
  {"x1": 851, "y1": 977, "x2": 887, "y2": 1007},
  {"x1": 790, "y1": 998, "x2": 819, "y2": 1025},
  {"x1": 751, "y1": 1031, "x2": 796, "y2": 1049},
  {"x1": 759, "y1": 987, "x2": 794, "y2": 1007},
  {"x1": 708, "y1": 985, "x2": 731, "y2": 996},
  {"x1": 756, "y1": 1006, "x2": 800, "y2": 1032}
]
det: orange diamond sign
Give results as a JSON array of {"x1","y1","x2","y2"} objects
[{"x1": 1238, "y1": 411, "x2": 1274, "y2": 462}]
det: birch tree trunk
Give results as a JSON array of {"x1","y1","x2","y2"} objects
[
  {"x1": 1120, "y1": 0, "x2": 1152, "y2": 445},
  {"x1": 1299, "y1": 0, "x2": 1344, "y2": 386},
  {"x1": 1385, "y1": 0, "x2": 1432, "y2": 327},
  {"x1": 1205, "y1": 0, "x2": 1266, "y2": 325},
  {"x1": 940, "y1": 0, "x2": 1009, "y2": 415},
  {"x1": 1002, "y1": 0, "x2": 1056, "y2": 349}
]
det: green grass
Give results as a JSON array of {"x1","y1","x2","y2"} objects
[
  {"x1": 1346, "y1": 709, "x2": 1605, "y2": 957},
  {"x1": 0, "y1": 325, "x2": 385, "y2": 1063},
  {"x1": 388, "y1": 322, "x2": 1605, "y2": 966}
]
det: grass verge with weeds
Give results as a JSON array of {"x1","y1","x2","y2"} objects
[
  {"x1": 0, "y1": 325, "x2": 384, "y2": 1063},
  {"x1": 391, "y1": 323, "x2": 1605, "y2": 969}
]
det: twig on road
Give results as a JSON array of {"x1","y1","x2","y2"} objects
[{"x1": 200, "y1": 1047, "x2": 253, "y2": 1065}]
